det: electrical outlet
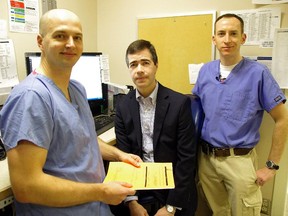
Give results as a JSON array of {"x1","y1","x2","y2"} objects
[
  {"x1": 0, "y1": 196, "x2": 14, "y2": 209},
  {"x1": 261, "y1": 198, "x2": 271, "y2": 215}
]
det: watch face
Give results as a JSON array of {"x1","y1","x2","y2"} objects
[
  {"x1": 267, "y1": 161, "x2": 273, "y2": 167},
  {"x1": 167, "y1": 205, "x2": 174, "y2": 213},
  {"x1": 266, "y1": 160, "x2": 279, "y2": 170}
]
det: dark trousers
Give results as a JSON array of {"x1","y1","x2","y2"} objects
[{"x1": 110, "y1": 194, "x2": 195, "y2": 216}]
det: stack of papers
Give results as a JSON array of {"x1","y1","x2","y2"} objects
[
  {"x1": 104, "y1": 162, "x2": 175, "y2": 190},
  {"x1": 98, "y1": 127, "x2": 116, "y2": 145}
]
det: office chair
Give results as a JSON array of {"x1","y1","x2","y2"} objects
[
  {"x1": 137, "y1": 94, "x2": 204, "y2": 214},
  {"x1": 188, "y1": 94, "x2": 204, "y2": 141}
]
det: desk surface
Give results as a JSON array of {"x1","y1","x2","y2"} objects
[{"x1": 0, "y1": 159, "x2": 12, "y2": 201}]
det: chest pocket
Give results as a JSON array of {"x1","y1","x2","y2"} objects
[{"x1": 222, "y1": 91, "x2": 255, "y2": 123}]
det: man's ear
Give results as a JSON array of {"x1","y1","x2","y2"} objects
[
  {"x1": 212, "y1": 35, "x2": 216, "y2": 45},
  {"x1": 37, "y1": 34, "x2": 44, "y2": 50},
  {"x1": 241, "y1": 33, "x2": 247, "y2": 45}
]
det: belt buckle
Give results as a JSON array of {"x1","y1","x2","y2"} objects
[
  {"x1": 201, "y1": 140, "x2": 216, "y2": 156},
  {"x1": 207, "y1": 142, "x2": 215, "y2": 156},
  {"x1": 213, "y1": 147, "x2": 230, "y2": 157}
]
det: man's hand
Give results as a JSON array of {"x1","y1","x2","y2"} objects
[
  {"x1": 155, "y1": 206, "x2": 175, "y2": 216},
  {"x1": 98, "y1": 138, "x2": 142, "y2": 167},
  {"x1": 128, "y1": 200, "x2": 149, "y2": 216},
  {"x1": 100, "y1": 181, "x2": 136, "y2": 205},
  {"x1": 119, "y1": 152, "x2": 142, "y2": 167},
  {"x1": 255, "y1": 167, "x2": 276, "y2": 186}
]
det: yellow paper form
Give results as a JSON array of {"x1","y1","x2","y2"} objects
[{"x1": 104, "y1": 162, "x2": 175, "y2": 190}]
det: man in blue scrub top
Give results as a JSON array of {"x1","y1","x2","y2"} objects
[
  {"x1": 0, "y1": 9, "x2": 141, "y2": 216},
  {"x1": 193, "y1": 13, "x2": 288, "y2": 215}
]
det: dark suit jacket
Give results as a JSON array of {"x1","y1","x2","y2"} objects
[{"x1": 115, "y1": 83, "x2": 197, "y2": 211}]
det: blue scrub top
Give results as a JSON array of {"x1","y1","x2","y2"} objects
[
  {"x1": 193, "y1": 58, "x2": 286, "y2": 148},
  {"x1": 0, "y1": 73, "x2": 112, "y2": 216}
]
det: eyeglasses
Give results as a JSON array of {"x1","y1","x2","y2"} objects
[{"x1": 0, "y1": 139, "x2": 6, "y2": 161}]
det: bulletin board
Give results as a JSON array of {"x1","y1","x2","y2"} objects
[{"x1": 138, "y1": 12, "x2": 215, "y2": 94}]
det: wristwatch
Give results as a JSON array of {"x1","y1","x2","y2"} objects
[
  {"x1": 166, "y1": 205, "x2": 176, "y2": 214},
  {"x1": 266, "y1": 160, "x2": 279, "y2": 170}
]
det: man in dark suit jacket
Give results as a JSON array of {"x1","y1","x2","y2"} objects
[{"x1": 113, "y1": 39, "x2": 197, "y2": 216}]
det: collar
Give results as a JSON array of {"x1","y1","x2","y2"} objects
[{"x1": 136, "y1": 82, "x2": 159, "y2": 105}]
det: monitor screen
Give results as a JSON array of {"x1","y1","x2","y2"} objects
[{"x1": 25, "y1": 52, "x2": 107, "y2": 116}]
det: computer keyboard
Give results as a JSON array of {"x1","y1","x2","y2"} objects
[{"x1": 94, "y1": 114, "x2": 115, "y2": 135}]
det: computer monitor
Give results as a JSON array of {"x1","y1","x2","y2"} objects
[{"x1": 25, "y1": 52, "x2": 108, "y2": 116}]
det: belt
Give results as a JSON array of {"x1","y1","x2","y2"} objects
[{"x1": 200, "y1": 139, "x2": 253, "y2": 157}]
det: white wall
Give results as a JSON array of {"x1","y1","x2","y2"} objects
[
  {"x1": 96, "y1": 0, "x2": 288, "y2": 86},
  {"x1": 286, "y1": 187, "x2": 288, "y2": 216},
  {"x1": 0, "y1": 0, "x2": 97, "y2": 82},
  {"x1": 272, "y1": 132, "x2": 288, "y2": 215}
]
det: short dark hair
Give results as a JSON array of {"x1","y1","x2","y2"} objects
[
  {"x1": 214, "y1": 13, "x2": 244, "y2": 33},
  {"x1": 125, "y1": 39, "x2": 158, "y2": 67}
]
